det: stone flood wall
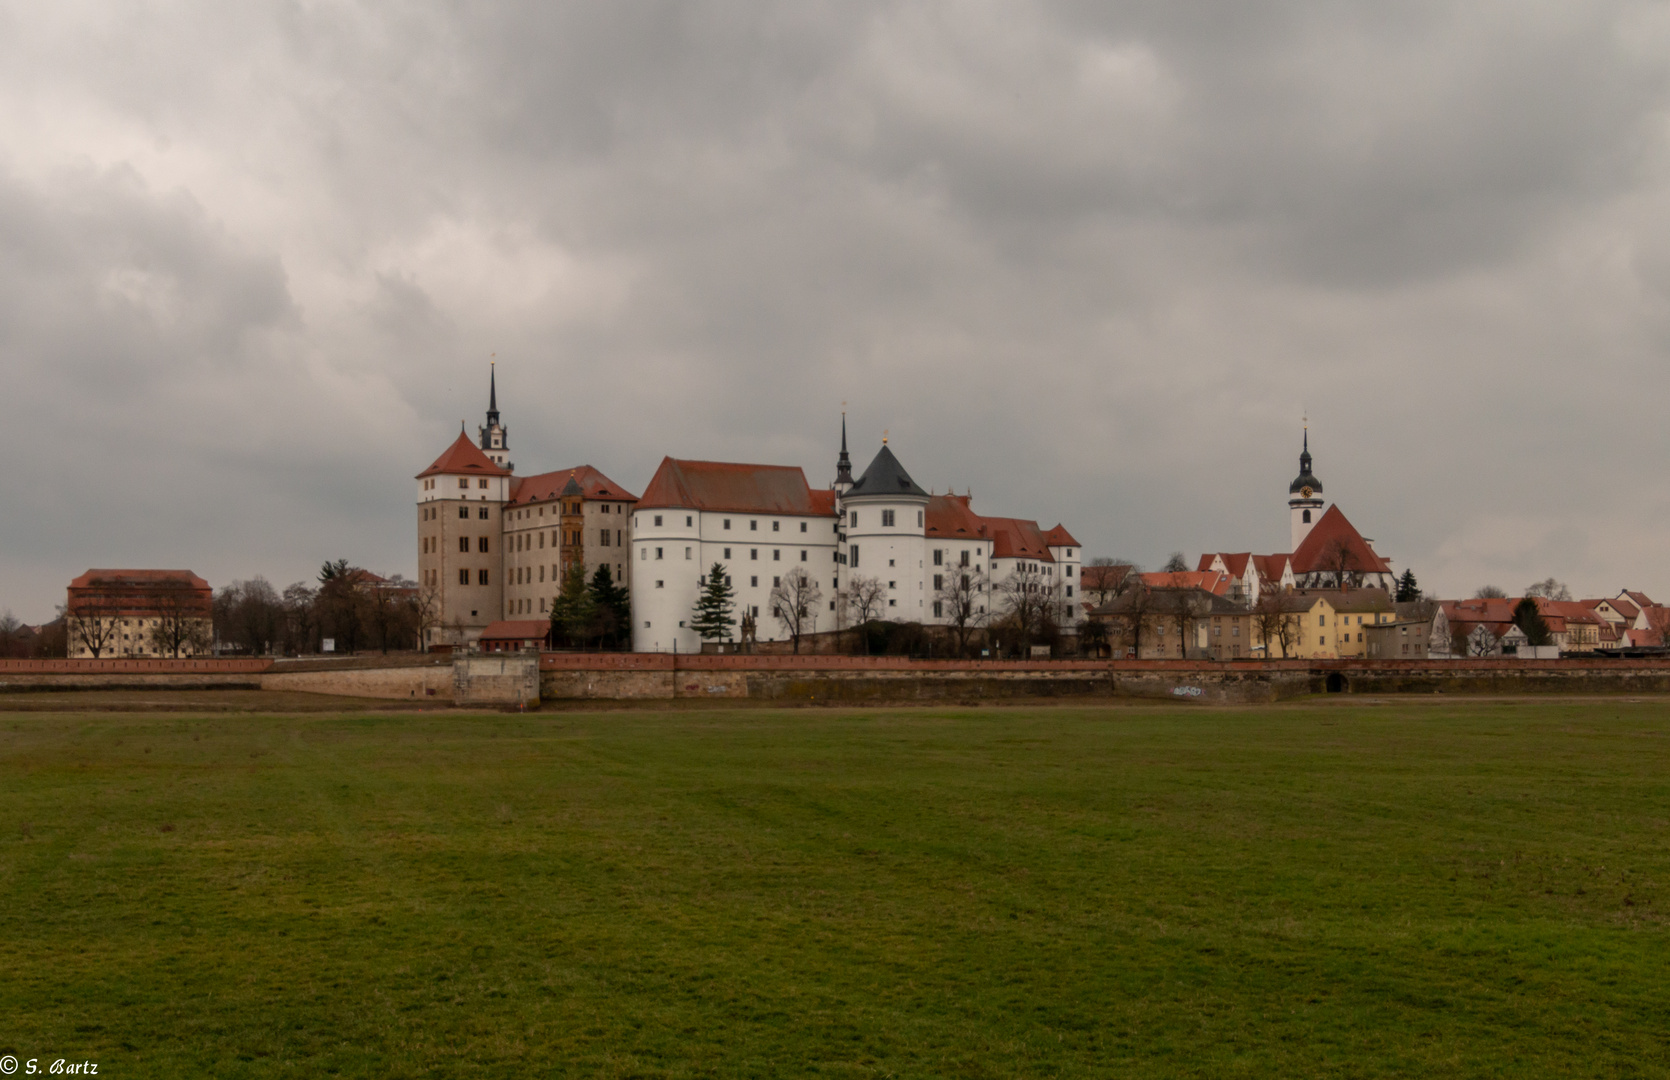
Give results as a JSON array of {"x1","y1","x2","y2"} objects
[
  {"x1": 261, "y1": 664, "x2": 454, "y2": 702},
  {"x1": 0, "y1": 658, "x2": 270, "y2": 692},
  {"x1": 454, "y1": 654, "x2": 540, "y2": 707}
]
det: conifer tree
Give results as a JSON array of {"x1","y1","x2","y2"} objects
[
  {"x1": 587, "y1": 564, "x2": 631, "y2": 649},
  {"x1": 1395, "y1": 569, "x2": 1421, "y2": 602},
  {"x1": 549, "y1": 561, "x2": 596, "y2": 648},
  {"x1": 1513, "y1": 597, "x2": 1554, "y2": 647},
  {"x1": 690, "y1": 562, "x2": 736, "y2": 642}
]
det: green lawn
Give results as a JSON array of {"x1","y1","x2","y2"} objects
[{"x1": 2, "y1": 701, "x2": 1669, "y2": 1077}]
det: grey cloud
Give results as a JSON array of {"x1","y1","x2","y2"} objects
[{"x1": 2, "y1": 0, "x2": 1670, "y2": 619}]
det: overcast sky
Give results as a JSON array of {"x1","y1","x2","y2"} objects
[{"x1": 3, "y1": 2, "x2": 1669, "y2": 621}]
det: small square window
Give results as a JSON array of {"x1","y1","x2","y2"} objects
[
  {"x1": 724, "y1": 547, "x2": 732, "y2": 559},
  {"x1": 750, "y1": 520, "x2": 758, "y2": 531},
  {"x1": 724, "y1": 519, "x2": 731, "y2": 529},
  {"x1": 654, "y1": 515, "x2": 663, "y2": 527},
  {"x1": 772, "y1": 521, "x2": 780, "y2": 532},
  {"x1": 750, "y1": 549, "x2": 758, "y2": 560},
  {"x1": 751, "y1": 576, "x2": 759, "y2": 587},
  {"x1": 656, "y1": 580, "x2": 664, "y2": 588}
]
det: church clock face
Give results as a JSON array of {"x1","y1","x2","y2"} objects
[{"x1": 1301, "y1": 486, "x2": 1313, "y2": 498}]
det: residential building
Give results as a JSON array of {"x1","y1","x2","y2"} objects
[{"x1": 65, "y1": 569, "x2": 212, "y2": 658}]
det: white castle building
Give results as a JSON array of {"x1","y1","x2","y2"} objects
[{"x1": 631, "y1": 420, "x2": 1080, "y2": 652}]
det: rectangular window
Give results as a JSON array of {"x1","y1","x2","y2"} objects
[
  {"x1": 889, "y1": 581, "x2": 896, "y2": 589},
  {"x1": 751, "y1": 576, "x2": 759, "y2": 587},
  {"x1": 750, "y1": 549, "x2": 758, "y2": 560},
  {"x1": 478, "y1": 507, "x2": 488, "y2": 519},
  {"x1": 1065, "y1": 585, "x2": 1073, "y2": 597},
  {"x1": 655, "y1": 548, "x2": 664, "y2": 560},
  {"x1": 655, "y1": 580, "x2": 664, "y2": 589},
  {"x1": 641, "y1": 548, "x2": 647, "y2": 560},
  {"x1": 882, "y1": 510, "x2": 895, "y2": 527},
  {"x1": 459, "y1": 507, "x2": 469, "y2": 519},
  {"x1": 933, "y1": 574, "x2": 943, "y2": 591},
  {"x1": 933, "y1": 601, "x2": 943, "y2": 617},
  {"x1": 459, "y1": 537, "x2": 470, "y2": 553},
  {"x1": 600, "y1": 529, "x2": 609, "y2": 546},
  {"x1": 724, "y1": 547, "x2": 732, "y2": 559},
  {"x1": 478, "y1": 570, "x2": 489, "y2": 585},
  {"x1": 849, "y1": 511, "x2": 857, "y2": 526},
  {"x1": 478, "y1": 536, "x2": 490, "y2": 553},
  {"x1": 724, "y1": 519, "x2": 731, "y2": 529},
  {"x1": 960, "y1": 550, "x2": 970, "y2": 567},
  {"x1": 1319, "y1": 615, "x2": 1326, "y2": 626},
  {"x1": 800, "y1": 550, "x2": 807, "y2": 561},
  {"x1": 933, "y1": 549, "x2": 943, "y2": 566},
  {"x1": 772, "y1": 521, "x2": 780, "y2": 532},
  {"x1": 750, "y1": 520, "x2": 758, "y2": 531},
  {"x1": 773, "y1": 550, "x2": 780, "y2": 561},
  {"x1": 654, "y1": 515, "x2": 663, "y2": 527},
  {"x1": 917, "y1": 511, "x2": 923, "y2": 527},
  {"x1": 849, "y1": 545, "x2": 859, "y2": 567},
  {"x1": 685, "y1": 547, "x2": 692, "y2": 559},
  {"x1": 539, "y1": 566, "x2": 545, "y2": 583},
  {"x1": 773, "y1": 577, "x2": 780, "y2": 587},
  {"x1": 459, "y1": 568, "x2": 470, "y2": 585},
  {"x1": 687, "y1": 516, "x2": 693, "y2": 527},
  {"x1": 459, "y1": 478, "x2": 469, "y2": 489},
  {"x1": 800, "y1": 522, "x2": 807, "y2": 533}
]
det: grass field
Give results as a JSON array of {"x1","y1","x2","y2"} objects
[{"x1": 3, "y1": 699, "x2": 1669, "y2": 1077}]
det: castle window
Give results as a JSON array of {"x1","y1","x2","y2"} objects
[
  {"x1": 772, "y1": 521, "x2": 780, "y2": 532},
  {"x1": 850, "y1": 545, "x2": 859, "y2": 568},
  {"x1": 1303, "y1": 510, "x2": 1311, "y2": 523},
  {"x1": 773, "y1": 577, "x2": 780, "y2": 587},
  {"x1": 478, "y1": 537, "x2": 490, "y2": 553},
  {"x1": 800, "y1": 550, "x2": 807, "y2": 561},
  {"x1": 600, "y1": 530, "x2": 610, "y2": 546},
  {"x1": 655, "y1": 548, "x2": 663, "y2": 560},
  {"x1": 917, "y1": 511, "x2": 924, "y2": 526},
  {"x1": 960, "y1": 551, "x2": 970, "y2": 567},
  {"x1": 478, "y1": 570, "x2": 489, "y2": 585},
  {"x1": 773, "y1": 550, "x2": 780, "y2": 561},
  {"x1": 687, "y1": 516, "x2": 693, "y2": 527},
  {"x1": 882, "y1": 510, "x2": 895, "y2": 527},
  {"x1": 751, "y1": 576, "x2": 759, "y2": 587},
  {"x1": 478, "y1": 507, "x2": 488, "y2": 519},
  {"x1": 459, "y1": 537, "x2": 469, "y2": 553},
  {"x1": 459, "y1": 569, "x2": 469, "y2": 585},
  {"x1": 724, "y1": 548, "x2": 732, "y2": 559},
  {"x1": 800, "y1": 522, "x2": 807, "y2": 533},
  {"x1": 539, "y1": 533, "x2": 545, "y2": 549},
  {"x1": 850, "y1": 511, "x2": 857, "y2": 526},
  {"x1": 724, "y1": 519, "x2": 731, "y2": 529},
  {"x1": 459, "y1": 507, "x2": 469, "y2": 519},
  {"x1": 654, "y1": 515, "x2": 663, "y2": 527},
  {"x1": 685, "y1": 547, "x2": 692, "y2": 559},
  {"x1": 479, "y1": 479, "x2": 488, "y2": 489},
  {"x1": 459, "y1": 479, "x2": 469, "y2": 489},
  {"x1": 750, "y1": 549, "x2": 758, "y2": 560},
  {"x1": 750, "y1": 520, "x2": 758, "y2": 531}
]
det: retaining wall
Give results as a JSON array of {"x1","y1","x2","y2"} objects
[{"x1": 0, "y1": 658, "x2": 270, "y2": 692}]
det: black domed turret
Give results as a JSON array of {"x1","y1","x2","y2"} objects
[{"x1": 1289, "y1": 430, "x2": 1323, "y2": 495}]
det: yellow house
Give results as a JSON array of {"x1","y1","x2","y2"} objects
[{"x1": 1293, "y1": 588, "x2": 1395, "y2": 658}]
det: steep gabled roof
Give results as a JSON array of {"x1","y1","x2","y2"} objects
[
  {"x1": 1042, "y1": 524, "x2": 1080, "y2": 548},
  {"x1": 637, "y1": 458, "x2": 836, "y2": 516},
  {"x1": 508, "y1": 465, "x2": 638, "y2": 507},
  {"x1": 1290, "y1": 505, "x2": 1391, "y2": 575},
  {"x1": 986, "y1": 517, "x2": 1055, "y2": 562},
  {"x1": 926, "y1": 493, "x2": 989, "y2": 539},
  {"x1": 845, "y1": 444, "x2": 928, "y2": 500},
  {"x1": 1251, "y1": 555, "x2": 1291, "y2": 582},
  {"x1": 417, "y1": 431, "x2": 511, "y2": 480},
  {"x1": 1625, "y1": 590, "x2": 1656, "y2": 609}
]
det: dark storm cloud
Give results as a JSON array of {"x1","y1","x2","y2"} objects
[{"x1": 2, "y1": 1, "x2": 1669, "y2": 619}]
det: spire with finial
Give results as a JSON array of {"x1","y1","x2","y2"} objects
[
  {"x1": 835, "y1": 404, "x2": 854, "y2": 490},
  {"x1": 478, "y1": 355, "x2": 509, "y2": 463}
]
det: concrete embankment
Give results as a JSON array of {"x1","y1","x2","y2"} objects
[{"x1": 7, "y1": 655, "x2": 1670, "y2": 705}]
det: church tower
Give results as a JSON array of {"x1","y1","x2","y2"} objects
[
  {"x1": 1289, "y1": 428, "x2": 1325, "y2": 552},
  {"x1": 478, "y1": 363, "x2": 512, "y2": 470},
  {"x1": 834, "y1": 411, "x2": 854, "y2": 495}
]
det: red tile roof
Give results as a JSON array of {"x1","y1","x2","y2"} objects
[
  {"x1": 1625, "y1": 590, "x2": 1656, "y2": 609},
  {"x1": 1141, "y1": 570, "x2": 1233, "y2": 595},
  {"x1": 637, "y1": 458, "x2": 837, "y2": 516},
  {"x1": 1042, "y1": 524, "x2": 1080, "y2": 548},
  {"x1": 986, "y1": 517, "x2": 1055, "y2": 561},
  {"x1": 508, "y1": 465, "x2": 639, "y2": 507},
  {"x1": 417, "y1": 431, "x2": 510, "y2": 480},
  {"x1": 69, "y1": 569, "x2": 209, "y2": 590},
  {"x1": 925, "y1": 494, "x2": 988, "y2": 539},
  {"x1": 1290, "y1": 505, "x2": 1391, "y2": 575}
]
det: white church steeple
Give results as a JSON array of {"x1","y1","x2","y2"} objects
[{"x1": 1288, "y1": 425, "x2": 1325, "y2": 551}]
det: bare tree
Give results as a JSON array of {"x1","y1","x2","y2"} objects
[
  {"x1": 1467, "y1": 624, "x2": 1501, "y2": 657},
  {"x1": 1081, "y1": 558, "x2": 1137, "y2": 608},
  {"x1": 67, "y1": 597, "x2": 123, "y2": 659},
  {"x1": 281, "y1": 582, "x2": 320, "y2": 654},
  {"x1": 1098, "y1": 575, "x2": 1155, "y2": 659},
  {"x1": 1252, "y1": 590, "x2": 1297, "y2": 659},
  {"x1": 148, "y1": 583, "x2": 212, "y2": 658},
  {"x1": 215, "y1": 577, "x2": 283, "y2": 656},
  {"x1": 994, "y1": 564, "x2": 1057, "y2": 655},
  {"x1": 0, "y1": 611, "x2": 27, "y2": 659},
  {"x1": 1316, "y1": 539, "x2": 1360, "y2": 591},
  {"x1": 769, "y1": 567, "x2": 823, "y2": 654},
  {"x1": 1524, "y1": 578, "x2": 1572, "y2": 602},
  {"x1": 840, "y1": 575, "x2": 888, "y2": 654},
  {"x1": 1174, "y1": 590, "x2": 1212, "y2": 660},
  {"x1": 1473, "y1": 585, "x2": 1507, "y2": 599},
  {"x1": 935, "y1": 564, "x2": 989, "y2": 657},
  {"x1": 1161, "y1": 551, "x2": 1189, "y2": 573}
]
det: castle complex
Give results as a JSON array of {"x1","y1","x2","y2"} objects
[{"x1": 417, "y1": 375, "x2": 1080, "y2": 651}]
